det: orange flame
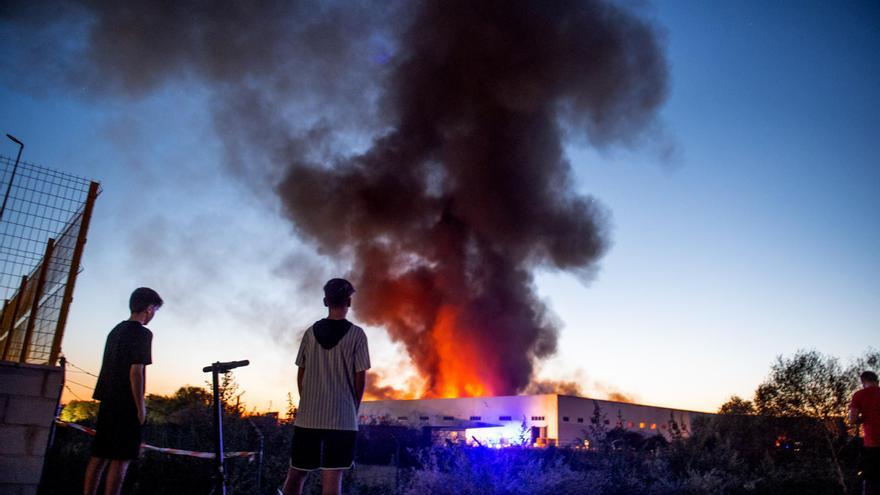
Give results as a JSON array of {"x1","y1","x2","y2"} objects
[
  {"x1": 429, "y1": 305, "x2": 499, "y2": 398},
  {"x1": 364, "y1": 304, "x2": 504, "y2": 400}
]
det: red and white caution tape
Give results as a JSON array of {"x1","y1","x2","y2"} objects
[{"x1": 55, "y1": 419, "x2": 257, "y2": 461}]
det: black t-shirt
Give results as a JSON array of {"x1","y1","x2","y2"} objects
[{"x1": 93, "y1": 320, "x2": 152, "y2": 406}]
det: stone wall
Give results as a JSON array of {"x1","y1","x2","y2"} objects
[{"x1": 0, "y1": 361, "x2": 63, "y2": 495}]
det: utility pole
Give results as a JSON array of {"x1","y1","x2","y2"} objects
[{"x1": 1, "y1": 134, "x2": 24, "y2": 222}]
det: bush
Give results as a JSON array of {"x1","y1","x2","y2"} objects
[{"x1": 403, "y1": 446, "x2": 585, "y2": 495}]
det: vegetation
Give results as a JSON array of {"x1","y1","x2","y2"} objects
[
  {"x1": 42, "y1": 349, "x2": 877, "y2": 494},
  {"x1": 59, "y1": 400, "x2": 99, "y2": 423}
]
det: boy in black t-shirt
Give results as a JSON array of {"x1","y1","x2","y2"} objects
[{"x1": 83, "y1": 288, "x2": 163, "y2": 495}]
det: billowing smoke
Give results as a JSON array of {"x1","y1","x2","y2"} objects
[
  {"x1": 1, "y1": 0, "x2": 668, "y2": 398},
  {"x1": 524, "y1": 380, "x2": 585, "y2": 397},
  {"x1": 277, "y1": 0, "x2": 667, "y2": 397},
  {"x1": 522, "y1": 372, "x2": 637, "y2": 403}
]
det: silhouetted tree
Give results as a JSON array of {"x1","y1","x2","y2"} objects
[
  {"x1": 516, "y1": 416, "x2": 530, "y2": 446},
  {"x1": 718, "y1": 395, "x2": 756, "y2": 415},
  {"x1": 753, "y1": 349, "x2": 860, "y2": 494},
  {"x1": 284, "y1": 392, "x2": 297, "y2": 423},
  {"x1": 586, "y1": 400, "x2": 609, "y2": 450},
  {"x1": 755, "y1": 350, "x2": 851, "y2": 419},
  {"x1": 846, "y1": 348, "x2": 880, "y2": 384}
]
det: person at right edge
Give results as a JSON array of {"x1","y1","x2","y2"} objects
[
  {"x1": 851, "y1": 370, "x2": 880, "y2": 495},
  {"x1": 281, "y1": 278, "x2": 370, "y2": 495}
]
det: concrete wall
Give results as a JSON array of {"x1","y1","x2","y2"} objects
[{"x1": 0, "y1": 361, "x2": 63, "y2": 495}]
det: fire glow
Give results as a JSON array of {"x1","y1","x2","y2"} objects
[
  {"x1": 432, "y1": 306, "x2": 499, "y2": 398},
  {"x1": 274, "y1": 0, "x2": 670, "y2": 401}
]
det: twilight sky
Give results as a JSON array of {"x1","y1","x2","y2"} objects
[{"x1": 1, "y1": 0, "x2": 877, "y2": 413}]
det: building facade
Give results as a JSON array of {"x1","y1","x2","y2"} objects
[{"x1": 360, "y1": 394, "x2": 710, "y2": 448}]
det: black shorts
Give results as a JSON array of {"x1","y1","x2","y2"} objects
[
  {"x1": 289, "y1": 426, "x2": 357, "y2": 471},
  {"x1": 863, "y1": 447, "x2": 880, "y2": 481},
  {"x1": 91, "y1": 400, "x2": 143, "y2": 460}
]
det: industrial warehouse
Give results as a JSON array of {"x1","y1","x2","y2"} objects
[{"x1": 360, "y1": 394, "x2": 711, "y2": 449}]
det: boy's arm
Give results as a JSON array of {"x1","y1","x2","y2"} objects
[
  {"x1": 849, "y1": 393, "x2": 861, "y2": 426},
  {"x1": 849, "y1": 394, "x2": 861, "y2": 426},
  {"x1": 130, "y1": 364, "x2": 146, "y2": 424},
  {"x1": 849, "y1": 406, "x2": 859, "y2": 426},
  {"x1": 352, "y1": 330, "x2": 370, "y2": 410},
  {"x1": 297, "y1": 366, "x2": 305, "y2": 397},
  {"x1": 354, "y1": 370, "x2": 366, "y2": 410}
]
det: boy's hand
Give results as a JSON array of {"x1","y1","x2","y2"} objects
[{"x1": 130, "y1": 364, "x2": 147, "y2": 425}]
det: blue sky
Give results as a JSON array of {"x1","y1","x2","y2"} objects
[{"x1": 1, "y1": 1, "x2": 877, "y2": 412}]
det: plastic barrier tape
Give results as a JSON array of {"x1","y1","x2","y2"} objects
[{"x1": 55, "y1": 419, "x2": 257, "y2": 460}]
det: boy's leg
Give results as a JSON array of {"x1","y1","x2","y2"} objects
[
  {"x1": 102, "y1": 460, "x2": 130, "y2": 495},
  {"x1": 320, "y1": 470, "x2": 343, "y2": 495},
  {"x1": 318, "y1": 429, "x2": 356, "y2": 495},
  {"x1": 866, "y1": 448, "x2": 880, "y2": 495},
  {"x1": 281, "y1": 467, "x2": 308, "y2": 495},
  {"x1": 83, "y1": 457, "x2": 108, "y2": 495},
  {"x1": 287, "y1": 426, "x2": 321, "y2": 494},
  {"x1": 90, "y1": 400, "x2": 140, "y2": 495}
]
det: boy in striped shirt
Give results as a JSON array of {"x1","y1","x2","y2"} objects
[{"x1": 282, "y1": 278, "x2": 370, "y2": 495}]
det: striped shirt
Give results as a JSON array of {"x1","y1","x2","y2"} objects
[{"x1": 294, "y1": 321, "x2": 370, "y2": 431}]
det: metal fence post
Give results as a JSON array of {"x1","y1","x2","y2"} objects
[
  {"x1": 1, "y1": 276, "x2": 27, "y2": 361},
  {"x1": 49, "y1": 181, "x2": 99, "y2": 366},
  {"x1": 0, "y1": 299, "x2": 8, "y2": 356},
  {"x1": 0, "y1": 134, "x2": 24, "y2": 222},
  {"x1": 20, "y1": 238, "x2": 54, "y2": 363}
]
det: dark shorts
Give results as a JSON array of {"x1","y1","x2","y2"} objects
[
  {"x1": 863, "y1": 447, "x2": 880, "y2": 481},
  {"x1": 91, "y1": 400, "x2": 143, "y2": 460},
  {"x1": 289, "y1": 426, "x2": 357, "y2": 471}
]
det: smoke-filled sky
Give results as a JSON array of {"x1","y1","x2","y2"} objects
[{"x1": 1, "y1": 0, "x2": 878, "y2": 413}]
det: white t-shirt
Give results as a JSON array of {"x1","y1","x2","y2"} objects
[{"x1": 294, "y1": 321, "x2": 370, "y2": 431}]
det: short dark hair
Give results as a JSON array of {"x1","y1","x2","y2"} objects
[
  {"x1": 323, "y1": 278, "x2": 355, "y2": 307},
  {"x1": 130, "y1": 287, "x2": 163, "y2": 313},
  {"x1": 861, "y1": 371, "x2": 879, "y2": 383}
]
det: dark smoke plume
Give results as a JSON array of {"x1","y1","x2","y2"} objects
[
  {"x1": 277, "y1": 0, "x2": 667, "y2": 396},
  {"x1": 1, "y1": 0, "x2": 668, "y2": 397}
]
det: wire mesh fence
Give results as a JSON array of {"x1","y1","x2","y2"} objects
[{"x1": 0, "y1": 154, "x2": 100, "y2": 365}]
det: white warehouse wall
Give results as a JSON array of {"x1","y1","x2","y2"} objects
[
  {"x1": 556, "y1": 395, "x2": 708, "y2": 447},
  {"x1": 360, "y1": 394, "x2": 710, "y2": 448}
]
